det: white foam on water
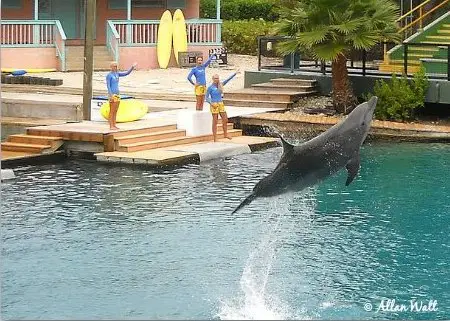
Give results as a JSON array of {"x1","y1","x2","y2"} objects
[{"x1": 217, "y1": 193, "x2": 309, "y2": 320}]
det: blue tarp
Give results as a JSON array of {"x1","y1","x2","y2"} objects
[{"x1": 92, "y1": 95, "x2": 134, "y2": 100}]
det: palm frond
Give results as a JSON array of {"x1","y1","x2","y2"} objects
[
  {"x1": 311, "y1": 43, "x2": 347, "y2": 61},
  {"x1": 276, "y1": 38, "x2": 303, "y2": 55},
  {"x1": 296, "y1": 28, "x2": 330, "y2": 46},
  {"x1": 347, "y1": 31, "x2": 381, "y2": 50}
]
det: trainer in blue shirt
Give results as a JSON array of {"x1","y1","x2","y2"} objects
[
  {"x1": 205, "y1": 72, "x2": 237, "y2": 142},
  {"x1": 105, "y1": 61, "x2": 136, "y2": 130},
  {"x1": 187, "y1": 54, "x2": 215, "y2": 111}
]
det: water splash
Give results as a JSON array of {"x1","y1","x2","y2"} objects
[{"x1": 217, "y1": 195, "x2": 294, "y2": 320}]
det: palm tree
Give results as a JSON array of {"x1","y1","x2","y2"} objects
[{"x1": 276, "y1": 0, "x2": 401, "y2": 113}]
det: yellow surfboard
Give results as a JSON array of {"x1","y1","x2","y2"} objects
[
  {"x1": 157, "y1": 10, "x2": 173, "y2": 69},
  {"x1": 1, "y1": 68, "x2": 57, "y2": 73},
  {"x1": 172, "y1": 9, "x2": 188, "y2": 66},
  {"x1": 100, "y1": 99, "x2": 149, "y2": 123}
]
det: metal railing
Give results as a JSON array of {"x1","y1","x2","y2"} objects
[
  {"x1": 397, "y1": 0, "x2": 450, "y2": 39},
  {"x1": 403, "y1": 43, "x2": 449, "y2": 79},
  {"x1": 108, "y1": 19, "x2": 222, "y2": 45},
  {"x1": 54, "y1": 20, "x2": 67, "y2": 71},
  {"x1": 1, "y1": 20, "x2": 67, "y2": 71},
  {"x1": 257, "y1": 36, "x2": 449, "y2": 80},
  {"x1": 106, "y1": 20, "x2": 120, "y2": 63}
]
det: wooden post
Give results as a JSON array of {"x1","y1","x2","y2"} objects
[{"x1": 83, "y1": 0, "x2": 96, "y2": 121}]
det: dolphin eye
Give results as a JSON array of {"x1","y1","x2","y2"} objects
[{"x1": 362, "y1": 121, "x2": 365, "y2": 126}]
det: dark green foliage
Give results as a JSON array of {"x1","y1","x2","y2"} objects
[
  {"x1": 222, "y1": 19, "x2": 276, "y2": 55},
  {"x1": 200, "y1": 0, "x2": 279, "y2": 21},
  {"x1": 275, "y1": 0, "x2": 401, "y2": 60},
  {"x1": 366, "y1": 67, "x2": 429, "y2": 121}
]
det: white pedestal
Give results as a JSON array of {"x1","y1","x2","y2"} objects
[
  {"x1": 177, "y1": 110, "x2": 213, "y2": 136},
  {"x1": 91, "y1": 98, "x2": 108, "y2": 122},
  {"x1": 1, "y1": 169, "x2": 15, "y2": 181}
]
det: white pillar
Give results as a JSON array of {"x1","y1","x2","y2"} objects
[
  {"x1": 34, "y1": 0, "x2": 39, "y2": 19},
  {"x1": 126, "y1": 0, "x2": 132, "y2": 44},
  {"x1": 34, "y1": 0, "x2": 39, "y2": 44},
  {"x1": 216, "y1": 0, "x2": 221, "y2": 43},
  {"x1": 216, "y1": 0, "x2": 220, "y2": 19}
]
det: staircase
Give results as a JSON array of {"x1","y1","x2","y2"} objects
[
  {"x1": 66, "y1": 45, "x2": 113, "y2": 71},
  {"x1": 223, "y1": 78, "x2": 318, "y2": 109},
  {"x1": 1, "y1": 134, "x2": 63, "y2": 154},
  {"x1": 112, "y1": 123, "x2": 242, "y2": 153},
  {"x1": 379, "y1": 10, "x2": 450, "y2": 74}
]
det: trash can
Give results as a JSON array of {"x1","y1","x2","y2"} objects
[
  {"x1": 91, "y1": 95, "x2": 134, "y2": 121},
  {"x1": 283, "y1": 52, "x2": 301, "y2": 69}
]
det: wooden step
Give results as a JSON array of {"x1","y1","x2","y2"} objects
[
  {"x1": 115, "y1": 124, "x2": 234, "y2": 146},
  {"x1": 403, "y1": 53, "x2": 434, "y2": 58},
  {"x1": 224, "y1": 89, "x2": 311, "y2": 103},
  {"x1": 7, "y1": 134, "x2": 63, "y2": 146},
  {"x1": 118, "y1": 129, "x2": 243, "y2": 152},
  {"x1": 409, "y1": 47, "x2": 439, "y2": 52},
  {"x1": 437, "y1": 29, "x2": 450, "y2": 34},
  {"x1": 422, "y1": 41, "x2": 450, "y2": 45},
  {"x1": 1, "y1": 142, "x2": 52, "y2": 153},
  {"x1": 425, "y1": 35, "x2": 450, "y2": 40},
  {"x1": 116, "y1": 129, "x2": 187, "y2": 145},
  {"x1": 251, "y1": 83, "x2": 316, "y2": 92},
  {"x1": 385, "y1": 59, "x2": 421, "y2": 65},
  {"x1": 378, "y1": 65, "x2": 421, "y2": 73},
  {"x1": 223, "y1": 98, "x2": 292, "y2": 109},
  {"x1": 108, "y1": 125, "x2": 178, "y2": 138},
  {"x1": 270, "y1": 78, "x2": 317, "y2": 86}
]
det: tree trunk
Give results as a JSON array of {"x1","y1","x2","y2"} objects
[{"x1": 331, "y1": 53, "x2": 357, "y2": 114}]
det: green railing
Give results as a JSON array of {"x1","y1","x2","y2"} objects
[
  {"x1": 54, "y1": 20, "x2": 67, "y2": 71},
  {"x1": 0, "y1": 20, "x2": 67, "y2": 71},
  {"x1": 109, "y1": 19, "x2": 222, "y2": 46},
  {"x1": 106, "y1": 20, "x2": 120, "y2": 63}
]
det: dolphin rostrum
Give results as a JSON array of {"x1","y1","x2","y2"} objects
[{"x1": 232, "y1": 96, "x2": 378, "y2": 214}]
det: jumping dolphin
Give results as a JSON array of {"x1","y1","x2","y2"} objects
[{"x1": 232, "y1": 96, "x2": 378, "y2": 214}]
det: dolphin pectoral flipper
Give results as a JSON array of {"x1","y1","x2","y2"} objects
[
  {"x1": 345, "y1": 155, "x2": 360, "y2": 186},
  {"x1": 231, "y1": 193, "x2": 257, "y2": 214},
  {"x1": 278, "y1": 134, "x2": 294, "y2": 154}
]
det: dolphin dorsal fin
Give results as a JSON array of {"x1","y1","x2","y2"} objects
[{"x1": 279, "y1": 134, "x2": 294, "y2": 153}]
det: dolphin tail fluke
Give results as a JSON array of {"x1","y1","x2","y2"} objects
[{"x1": 231, "y1": 193, "x2": 257, "y2": 214}]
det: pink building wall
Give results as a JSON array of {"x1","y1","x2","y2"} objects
[
  {"x1": 1, "y1": 0, "x2": 33, "y2": 19},
  {"x1": 96, "y1": 0, "x2": 200, "y2": 43},
  {"x1": 119, "y1": 45, "x2": 222, "y2": 70},
  {"x1": 1, "y1": 48, "x2": 58, "y2": 69}
]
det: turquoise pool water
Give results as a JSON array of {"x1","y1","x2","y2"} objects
[{"x1": 1, "y1": 142, "x2": 449, "y2": 320}]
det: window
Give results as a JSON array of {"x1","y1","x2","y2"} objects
[
  {"x1": 1, "y1": 0, "x2": 22, "y2": 9},
  {"x1": 167, "y1": 0, "x2": 185, "y2": 9},
  {"x1": 108, "y1": 0, "x2": 127, "y2": 9},
  {"x1": 132, "y1": 0, "x2": 165, "y2": 8}
]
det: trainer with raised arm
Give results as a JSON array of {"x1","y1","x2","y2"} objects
[
  {"x1": 106, "y1": 61, "x2": 137, "y2": 130},
  {"x1": 205, "y1": 72, "x2": 237, "y2": 142},
  {"x1": 187, "y1": 55, "x2": 216, "y2": 111}
]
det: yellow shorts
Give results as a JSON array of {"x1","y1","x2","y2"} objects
[
  {"x1": 195, "y1": 85, "x2": 206, "y2": 96},
  {"x1": 210, "y1": 102, "x2": 226, "y2": 114},
  {"x1": 109, "y1": 94, "x2": 121, "y2": 103}
]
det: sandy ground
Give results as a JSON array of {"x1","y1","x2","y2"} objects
[{"x1": 25, "y1": 54, "x2": 259, "y2": 96}]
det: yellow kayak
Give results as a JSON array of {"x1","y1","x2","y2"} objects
[{"x1": 100, "y1": 99, "x2": 148, "y2": 123}]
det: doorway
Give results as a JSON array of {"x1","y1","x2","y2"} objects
[{"x1": 38, "y1": 0, "x2": 90, "y2": 39}]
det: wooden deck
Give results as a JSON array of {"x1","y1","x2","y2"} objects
[{"x1": 2, "y1": 106, "x2": 283, "y2": 166}]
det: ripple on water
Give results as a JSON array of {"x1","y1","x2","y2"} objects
[{"x1": 1, "y1": 144, "x2": 449, "y2": 320}]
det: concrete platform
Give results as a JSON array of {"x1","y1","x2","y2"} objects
[
  {"x1": 95, "y1": 136, "x2": 279, "y2": 166},
  {"x1": 240, "y1": 112, "x2": 450, "y2": 142}
]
